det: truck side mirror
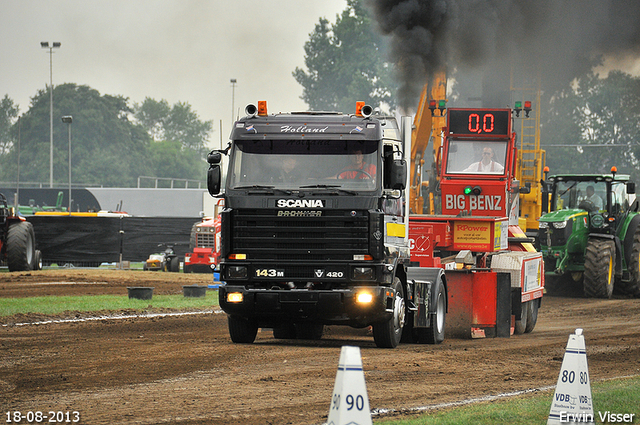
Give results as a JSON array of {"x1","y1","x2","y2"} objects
[
  {"x1": 628, "y1": 181, "x2": 636, "y2": 194},
  {"x1": 386, "y1": 159, "x2": 406, "y2": 190},
  {"x1": 207, "y1": 152, "x2": 222, "y2": 196}
]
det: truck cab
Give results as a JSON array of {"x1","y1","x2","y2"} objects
[{"x1": 206, "y1": 102, "x2": 444, "y2": 348}]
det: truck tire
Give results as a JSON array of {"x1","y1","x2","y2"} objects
[
  {"x1": 417, "y1": 277, "x2": 446, "y2": 344},
  {"x1": 621, "y1": 230, "x2": 640, "y2": 297},
  {"x1": 227, "y1": 315, "x2": 258, "y2": 343},
  {"x1": 514, "y1": 300, "x2": 528, "y2": 335},
  {"x1": 7, "y1": 221, "x2": 36, "y2": 272},
  {"x1": 372, "y1": 278, "x2": 405, "y2": 348},
  {"x1": 524, "y1": 299, "x2": 538, "y2": 333},
  {"x1": 584, "y1": 238, "x2": 615, "y2": 298}
]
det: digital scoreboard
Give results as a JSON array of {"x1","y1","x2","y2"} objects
[{"x1": 448, "y1": 109, "x2": 510, "y2": 136}]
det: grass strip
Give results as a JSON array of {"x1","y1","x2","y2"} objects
[
  {"x1": 0, "y1": 292, "x2": 218, "y2": 317},
  {"x1": 374, "y1": 376, "x2": 640, "y2": 424}
]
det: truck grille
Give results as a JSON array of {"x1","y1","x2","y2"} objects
[
  {"x1": 230, "y1": 209, "x2": 369, "y2": 261},
  {"x1": 195, "y1": 233, "x2": 215, "y2": 248}
]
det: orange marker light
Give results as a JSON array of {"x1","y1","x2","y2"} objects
[
  {"x1": 258, "y1": 101, "x2": 267, "y2": 116},
  {"x1": 355, "y1": 101, "x2": 365, "y2": 117}
]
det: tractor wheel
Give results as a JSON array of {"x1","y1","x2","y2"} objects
[
  {"x1": 227, "y1": 315, "x2": 258, "y2": 343},
  {"x1": 372, "y1": 278, "x2": 405, "y2": 348},
  {"x1": 584, "y1": 238, "x2": 615, "y2": 298},
  {"x1": 169, "y1": 256, "x2": 180, "y2": 272},
  {"x1": 524, "y1": 299, "x2": 539, "y2": 333},
  {"x1": 7, "y1": 221, "x2": 36, "y2": 272},
  {"x1": 416, "y1": 277, "x2": 446, "y2": 344},
  {"x1": 514, "y1": 300, "x2": 528, "y2": 335},
  {"x1": 621, "y1": 229, "x2": 640, "y2": 297}
]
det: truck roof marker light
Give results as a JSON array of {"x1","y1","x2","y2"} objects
[
  {"x1": 258, "y1": 101, "x2": 267, "y2": 116},
  {"x1": 229, "y1": 253, "x2": 247, "y2": 260},
  {"x1": 355, "y1": 101, "x2": 365, "y2": 117},
  {"x1": 611, "y1": 166, "x2": 617, "y2": 177}
]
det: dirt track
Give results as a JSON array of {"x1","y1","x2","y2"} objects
[{"x1": 1, "y1": 269, "x2": 640, "y2": 425}]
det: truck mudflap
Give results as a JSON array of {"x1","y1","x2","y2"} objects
[{"x1": 218, "y1": 284, "x2": 395, "y2": 327}]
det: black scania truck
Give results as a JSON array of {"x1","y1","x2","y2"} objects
[{"x1": 207, "y1": 101, "x2": 446, "y2": 348}]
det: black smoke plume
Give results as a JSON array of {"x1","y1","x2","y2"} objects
[{"x1": 368, "y1": 0, "x2": 640, "y2": 110}]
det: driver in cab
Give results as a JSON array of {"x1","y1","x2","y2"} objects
[
  {"x1": 463, "y1": 147, "x2": 504, "y2": 173},
  {"x1": 337, "y1": 149, "x2": 376, "y2": 179}
]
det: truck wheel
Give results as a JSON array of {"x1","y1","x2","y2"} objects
[
  {"x1": 584, "y1": 238, "x2": 615, "y2": 298},
  {"x1": 417, "y1": 277, "x2": 446, "y2": 344},
  {"x1": 7, "y1": 221, "x2": 36, "y2": 272},
  {"x1": 621, "y1": 230, "x2": 640, "y2": 297},
  {"x1": 294, "y1": 323, "x2": 324, "y2": 340},
  {"x1": 514, "y1": 300, "x2": 528, "y2": 335},
  {"x1": 524, "y1": 300, "x2": 538, "y2": 333},
  {"x1": 227, "y1": 315, "x2": 258, "y2": 343},
  {"x1": 273, "y1": 323, "x2": 296, "y2": 339},
  {"x1": 372, "y1": 278, "x2": 405, "y2": 348}
]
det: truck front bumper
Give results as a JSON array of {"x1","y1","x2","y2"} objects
[{"x1": 218, "y1": 284, "x2": 395, "y2": 328}]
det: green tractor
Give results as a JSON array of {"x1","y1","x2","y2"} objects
[{"x1": 538, "y1": 169, "x2": 640, "y2": 298}]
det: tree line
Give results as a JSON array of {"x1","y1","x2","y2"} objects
[{"x1": 0, "y1": 84, "x2": 212, "y2": 188}]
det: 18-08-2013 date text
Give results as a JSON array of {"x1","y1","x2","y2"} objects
[{"x1": 5, "y1": 411, "x2": 80, "y2": 423}]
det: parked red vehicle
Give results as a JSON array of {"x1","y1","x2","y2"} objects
[{"x1": 184, "y1": 215, "x2": 221, "y2": 273}]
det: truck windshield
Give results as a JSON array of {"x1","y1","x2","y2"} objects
[
  {"x1": 227, "y1": 139, "x2": 379, "y2": 191},
  {"x1": 445, "y1": 140, "x2": 508, "y2": 174},
  {"x1": 553, "y1": 180, "x2": 607, "y2": 212}
]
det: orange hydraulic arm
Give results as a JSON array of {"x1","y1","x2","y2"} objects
[{"x1": 409, "y1": 71, "x2": 447, "y2": 214}]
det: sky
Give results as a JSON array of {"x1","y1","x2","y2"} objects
[{"x1": 0, "y1": 0, "x2": 348, "y2": 149}]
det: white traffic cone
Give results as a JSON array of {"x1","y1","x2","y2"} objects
[
  {"x1": 326, "y1": 345, "x2": 372, "y2": 425},
  {"x1": 547, "y1": 329, "x2": 594, "y2": 425}
]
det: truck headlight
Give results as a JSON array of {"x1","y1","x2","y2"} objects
[
  {"x1": 552, "y1": 221, "x2": 568, "y2": 229},
  {"x1": 352, "y1": 267, "x2": 375, "y2": 280},
  {"x1": 356, "y1": 292, "x2": 373, "y2": 304},
  {"x1": 227, "y1": 265, "x2": 248, "y2": 279},
  {"x1": 227, "y1": 292, "x2": 244, "y2": 303}
]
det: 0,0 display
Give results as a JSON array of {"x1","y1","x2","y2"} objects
[{"x1": 448, "y1": 109, "x2": 510, "y2": 136}]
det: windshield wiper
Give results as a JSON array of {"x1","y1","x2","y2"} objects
[
  {"x1": 234, "y1": 185, "x2": 292, "y2": 195},
  {"x1": 299, "y1": 184, "x2": 357, "y2": 195}
]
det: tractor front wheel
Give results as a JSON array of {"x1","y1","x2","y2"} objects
[{"x1": 584, "y1": 238, "x2": 615, "y2": 298}]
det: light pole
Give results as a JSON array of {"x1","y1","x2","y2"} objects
[
  {"x1": 41, "y1": 41, "x2": 61, "y2": 188},
  {"x1": 62, "y1": 115, "x2": 72, "y2": 212},
  {"x1": 230, "y1": 78, "x2": 237, "y2": 126}
]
